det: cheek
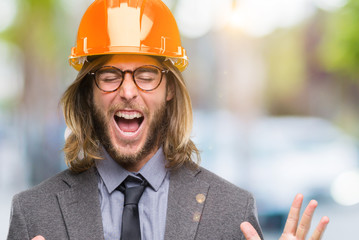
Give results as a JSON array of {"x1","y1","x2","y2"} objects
[
  {"x1": 141, "y1": 91, "x2": 167, "y2": 112},
  {"x1": 93, "y1": 90, "x2": 114, "y2": 109}
]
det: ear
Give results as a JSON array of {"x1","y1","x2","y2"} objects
[{"x1": 166, "y1": 77, "x2": 175, "y2": 101}]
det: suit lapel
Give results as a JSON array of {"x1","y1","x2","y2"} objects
[
  {"x1": 57, "y1": 168, "x2": 105, "y2": 240},
  {"x1": 165, "y1": 166, "x2": 210, "y2": 240}
]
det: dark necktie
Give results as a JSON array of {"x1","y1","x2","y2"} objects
[{"x1": 117, "y1": 176, "x2": 148, "y2": 240}]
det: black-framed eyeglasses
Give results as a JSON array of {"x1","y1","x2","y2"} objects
[{"x1": 89, "y1": 65, "x2": 169, "y2": 92}]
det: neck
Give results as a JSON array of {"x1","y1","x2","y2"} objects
[{"x1": 121, "y1": 146, "x2": 160, "y2": 172}]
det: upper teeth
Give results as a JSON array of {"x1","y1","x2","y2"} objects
[{"x1": 116, "y1": 112, "x2": 143, "y2": 119}]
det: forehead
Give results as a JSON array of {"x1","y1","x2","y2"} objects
[{"x1": 104, "y1": 54, "x2": 161, "y2": 67}]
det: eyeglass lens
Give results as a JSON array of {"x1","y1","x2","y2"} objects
[{"x1": 95, "y1": 65, "x2": 163, "y2": 92}]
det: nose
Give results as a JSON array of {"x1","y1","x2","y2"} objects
[{"x1": 118, "y1": 72, "x2": 139, "y2": 101}]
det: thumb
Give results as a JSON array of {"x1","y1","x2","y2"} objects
[
  {"x1": 240, "y1": 222, "x2": 261, "y2": 240},
  {"x1": 32, "y1": 236, "x2": 46, "y2": 240}
]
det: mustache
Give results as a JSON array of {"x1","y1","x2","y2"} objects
[{"x1": 108, "y1": 101, "x2": 148, "y2": 116}]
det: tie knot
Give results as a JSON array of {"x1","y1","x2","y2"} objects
[{"x1": 118, "y1": 175, "x2": 148, "y2": 205}]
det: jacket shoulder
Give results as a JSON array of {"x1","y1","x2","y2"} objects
[
  {"x1": 8, "y1": 168, "x2": 102, "y2": 240},
  {"x1": 197, "y1": 166, "x2": 253, "y2": 199},
  {"x1": 195, "y1": 166, "x2": 263, "y2": 239},
  {"x1": 14, "y1": 168, "x2": 96, "y2": 199}
]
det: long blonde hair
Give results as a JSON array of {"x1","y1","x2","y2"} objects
[{"x1": 61, "y1": 55, "x2": 200, "y2": 173}]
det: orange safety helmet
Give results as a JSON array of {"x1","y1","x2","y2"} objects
[{"x1": 69, "y1": 0, "x2": 188, "y2": 71}]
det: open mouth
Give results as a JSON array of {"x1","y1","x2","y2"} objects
[{"x1": 114, "y1": 111, "x2": 144, "y2": 134}]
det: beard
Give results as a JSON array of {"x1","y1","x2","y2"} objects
[{"x1": 90, "y1": 100, "x2": 168, "y2": 170}]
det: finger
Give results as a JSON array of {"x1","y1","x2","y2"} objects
[
  {"x1": 240, "y1": 222, "x2": 262, "y2": 240},
  {"x1": 283, "y1": 193, "x2": 304, "y2": 234},
  {"x1": 309, "y1": 216, "x2": 330, "y2": 240},
  {"x1": 32, "y1": 236, "x2": 46, "y2": 240},
  {"x1": 296, "y1": 200, "x2": 318, "y2": 239}
]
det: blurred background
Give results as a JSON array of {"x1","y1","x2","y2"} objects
[{"x1": 1, "y1": 0, "x2": 359, "y2": 239}]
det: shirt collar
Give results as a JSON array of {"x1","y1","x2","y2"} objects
[{"x1": 95, "y1": 147, "x2": 168, "y2": 194}]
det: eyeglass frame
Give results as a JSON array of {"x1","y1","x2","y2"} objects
[{"x1": 89, "y1": 65, "x2": 169, "y2": 93}]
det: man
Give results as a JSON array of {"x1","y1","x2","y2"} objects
[{"x1": 7, "y1": 0, "x2": 329, "y2": 240}]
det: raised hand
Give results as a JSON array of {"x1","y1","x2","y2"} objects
[
  {"x1": 32, "y1": 236, "x2": 45, "y2": 240},
  {"x1": 240, "y1": 194, "x2": 329, "y2": 240}
]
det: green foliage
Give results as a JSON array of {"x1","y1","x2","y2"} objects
[
  {"x1": 1, "y1": 0, "x2": 68, "y2": 62},
  {"x1": 263, "y1": 27, "x2": 307, "y2": 100},
  {"x1": 319, "y1": 0, "x2": 359, "y2": 79}
]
